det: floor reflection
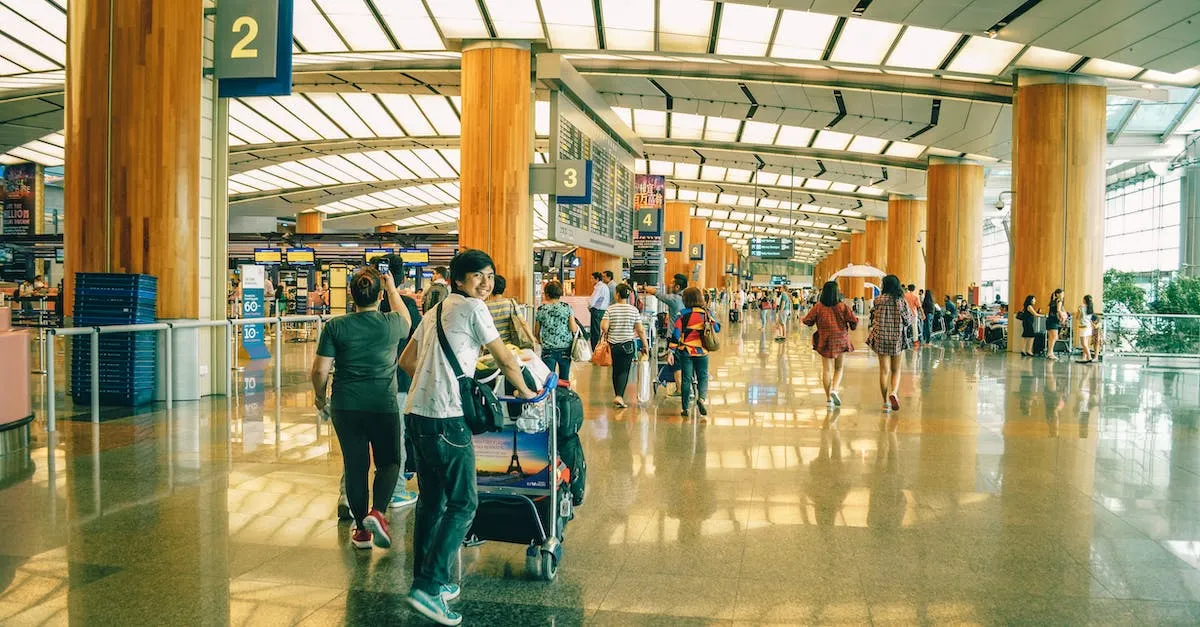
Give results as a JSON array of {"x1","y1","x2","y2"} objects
[{"x1": 2, "y1": 317, "x2": 1200, "y2": 624}]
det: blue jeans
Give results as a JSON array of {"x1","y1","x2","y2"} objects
[
  {"x1": 679, "y1": 353, "x2": 710, "y2": 411},
  {"x1": 406, "y1": 414, "x2": 478, "y2": 596},
  {"x1": 541, "y1": 347, "x2": 572, "y2": 380}
]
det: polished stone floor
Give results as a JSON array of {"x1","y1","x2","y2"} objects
[{"x1": 3, "y1": 315, "x2": 1200, "y2": 625}]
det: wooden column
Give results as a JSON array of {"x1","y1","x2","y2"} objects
[
  {"x1": 65, "y1": 0, "x2": 202, "y2": 318},
  {"x1": 705, "y1": 229, "x2": 723, "y2": 289},
  {"x1": 1012, "y1": 72, "x2": 1107, "y2": 346},
  {"x1": 925, "y1": 159, "x2": 985, "y2": 302},
  {"x1": 688, "y1": 217, "x2": 707, "y2": 287},
  {"x1": 296, "y1": 212, "x2": 323, "y2": 234},
  {"x1": 886, "y1": 196, "x2": 927, "y2": 287},
  {"x1": 375, "y1": 224, "x2": 398, "y2": 233},
  {"x1": 458, "y1": 42, "x2": 533, "y2": 303},
  {"x1": 663, "y1": 201, "x2": 691, "y2": 283},
  {"x1": 845, "y1": 232, "x2": 867, "y2": 300},
  {"x1": 864, "y1": 218, "x2": 887, "y2": 297},
  {"x1": 574, "y1": 249, "x2": 622, "y2": 296}
]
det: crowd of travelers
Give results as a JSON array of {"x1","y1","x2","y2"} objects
[{"x1": 308, "y1": 246, "x2": 1101, "y2": 625}]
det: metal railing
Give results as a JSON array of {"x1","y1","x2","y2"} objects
[
  {"x1": 44, "y1": 314, "x2": 328, "y2": 433},
  {"x1": 1103, "y1": 313, "x2": 1200, "y2": 361}
]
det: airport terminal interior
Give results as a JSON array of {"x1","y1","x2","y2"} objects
[{"x1": 2, "y1": 0, "x2": 1200, "y2": 624}]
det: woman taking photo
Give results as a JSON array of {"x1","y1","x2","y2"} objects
[
  {"x1": 1076, "y1": 294, "x2": 1096, "y2": 363},
  {"x1": 601, "y1": 283, "x2": 649, "y2": 408},
  {"x1": 534, "y1": 280, "x2": 578, "y2": 380},
  {"x1": 311, "y1": 267, "x2": 411, "y2": 549},
  {"x1": 1046, "y1": 288, "x2": 1066, "y2": 361},
  {"x1": 672, "y1": 286, "x2": 720, "y2": 420},
  {"x1": 1019, "y1": 295, "x2": 1038, "y2": 356},
  {"x1": 399, "y1": 250, "x2": 536, "y2": 626},
  {"x1": 804, "y1": 281, "x2": 858, "y2": 407},
  {"x1": 867, "y1": 275, "x2": 913, "y2": 412}
]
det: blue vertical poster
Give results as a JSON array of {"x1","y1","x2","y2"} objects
[{"x1": 240, "y1": 264, "x2": 271, "y2": 360}]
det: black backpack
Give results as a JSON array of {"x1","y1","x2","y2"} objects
[{"x1": 433, "y1": 303, "x2": 504, "y2": 434}]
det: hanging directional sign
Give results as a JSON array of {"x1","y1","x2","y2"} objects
[
  {"x1": 217, "y1": 0, "x2": 294, "y2": 97},
  {"x1": 664, "y1": 231, "x2": 683, "y2": 252}
]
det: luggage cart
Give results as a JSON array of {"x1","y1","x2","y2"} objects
[{"x1": 467, "y1": 373, "x2": 571, "y2": 581}]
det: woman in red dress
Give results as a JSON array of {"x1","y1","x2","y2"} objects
[{"x1": 803, "y1": 281, "x2": 858, "y2": 407}]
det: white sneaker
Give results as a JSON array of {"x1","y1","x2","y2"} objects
[{"x1": 830, "y1": 391, "x2": 842, "y2": 407}]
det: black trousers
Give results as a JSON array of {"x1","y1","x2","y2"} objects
[
  {"x1": 589, "y1": 307, "x2": 605, "y2": 349},
  {"x1": 331, "y1": 408, "x2": 401, "y2": 525},
  {"x1": 610, "y1": 340, "x2": 636, "y2": 398}
]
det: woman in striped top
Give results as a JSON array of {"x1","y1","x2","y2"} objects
[
  {"x1": 600, "y1": 283, "x2": 648, "y2": 408},
  {"x1": 672, "y1": 286, "x2": 720, "y2": 419}
]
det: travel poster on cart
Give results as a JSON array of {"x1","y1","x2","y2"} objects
[{"x1": 473, "y1": 427, "x2": 551, "y2": 489}]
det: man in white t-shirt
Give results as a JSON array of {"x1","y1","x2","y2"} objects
[{"x1": 398, "y1": 250, "x2": 535, "y2": 626}]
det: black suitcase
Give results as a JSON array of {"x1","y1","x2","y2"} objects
[
  {"x1": 1033, "y1": 333, "x2": 1047, "y2": 355},
  {"x1": 555, "y1": 386, "x2": 587, "y2": 505},
  {"x1": 729, "y1": 309, "x2": 739, "y2": 323}
]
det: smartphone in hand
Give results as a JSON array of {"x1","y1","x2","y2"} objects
[{"x1": 378, "y1": 261, "x2": 390, "y2": 275}]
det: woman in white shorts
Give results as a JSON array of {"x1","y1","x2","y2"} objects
[
  {"x1": 1075, "y1": 294, "x2": 1096, "y2": 363},
  {"x1": 774, "y1": 288, "x2": 790, "y2": 340}
]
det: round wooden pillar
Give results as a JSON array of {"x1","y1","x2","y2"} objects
[
  {"x1": 458, "y1": 42, "x2": 533, "y2": 303},
  {"x1": 375, "y1": 224, "x2": 398, "y2": 234},
  {"x1": 864, "y1": 218, "x2": 887, "y2": 297},
  {"x1": 65, "y1": 0, "x2": 202, "y2": 318},
  {"x1": 663, "y1": 201, "x2": 691, "y2": 283},
  {"x1": 1012, "y1": 72, "x2": 1106, "y2": 340},
  {"x1": 296, "y1": 212, "x2": 323, "y2": 234},
  {"x1": 705, "y1": 229, "x2": 723, "y2": 290},
  {"x1": 886, "y1": 196, "x2": 927, "y2": 287},
  {"x1": 688, "y1": 217, "x2": 707, "y2": 287},
  {"x1": 574, "y1": 249, "x2": 622, "y2": 296},
  {"x1": 844, "y1": 232, "x2": 867, "y2": 299},
  {"x1": 925, "y1": 159, "x2": 984, "y2": 302}
]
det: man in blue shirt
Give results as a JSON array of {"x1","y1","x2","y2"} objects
[
  {"x1": 641, "y1": 273, "x2": 688, "y2": 396},
  {"x1": 588, "y1": 272, "x2": 610, "y2": 349}
]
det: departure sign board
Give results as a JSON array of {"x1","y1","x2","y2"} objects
[
  {"x1": 749, "y1": 238, "x2": 794, "y2": 259},
  {"x1": 550, "y1": 93, "x2": 635, "y2": 257}
]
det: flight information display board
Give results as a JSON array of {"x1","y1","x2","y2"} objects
[
  {"x1": 550, "y1": 93, "x2": 635, "y2": 257},
  {"x1": 749, "y1": 238, "x2": 794, "y2": 259}
]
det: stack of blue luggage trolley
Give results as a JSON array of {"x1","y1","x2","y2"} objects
[{"x1": 71, "y1": 273, "x2": 157, "y2": 407}]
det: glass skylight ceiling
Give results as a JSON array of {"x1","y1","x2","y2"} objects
[
  {"x1": 228, "y1": 150, "x2": 462, "y2": 196},
  {"x1": 227, "y1": 94, "x2": 462, "y2": 146},
  {"x1": 0, "y1": 131, "x2": 63, "y2": 166}
]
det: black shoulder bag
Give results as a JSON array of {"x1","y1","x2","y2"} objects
[{"x1": 434, "y1": 303, "x2": 505, "y2": 435}]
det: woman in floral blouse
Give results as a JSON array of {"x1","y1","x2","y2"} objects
[
  {"x1": 534, "y1": 280, "x2": 578, "y2": 380},
  {"x1": 868, "y1": 275, "x2": 913, "y2": 412},
  {"x1": 803, "y1": 281, "x2": 858, "y2": 407}
]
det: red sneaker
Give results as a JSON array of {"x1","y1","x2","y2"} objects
[
  {"x1": 351, "y1": 526, "x2": 373, "y2": 550},
  {"x1": 363, "y1": 509, "x2": 392, "y2": 548}
]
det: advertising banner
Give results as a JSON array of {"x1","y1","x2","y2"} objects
[
  {"x1": 240, "y1": 265, "x2": 271, "y2": 360},
  {"x1": 2, "y1": 163, "x2": 42, "y2": 236},
  {"x1": 631, "y1": 174, "x2": 665, "y2": 286}
]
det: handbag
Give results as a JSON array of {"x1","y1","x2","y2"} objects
[
  {"x1": 508, "y1": 299, "x2": 534, "y2": 349},
  {"x1": 571, "y1": 330, "x2": 592, "y2": 362},
  {"x1": 700, "y1": 311, "x2": 720, "y2": 352},
  {"x1": 433, "y1": 303, "x2": 505, "y2": 435},
  {"x1": 591, "y1": 338, "x2": 613, "y2": 367}
]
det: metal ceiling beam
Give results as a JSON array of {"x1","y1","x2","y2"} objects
[
  {"x1": 322, "y1": 202, "x2": 459, "y2": 224},
  {"x1": 1108, "y1": 101, "x2": 1140, "y2": 145},
  {"x1": 667, "y1": 178, "x2": 884, "y2": 207},
  {"x1": 645, "y1": 138, "x2": 926, "y2": 171},
  {"x1": 572, "y1": 57, "x2": 1013, "y2": 104}
]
